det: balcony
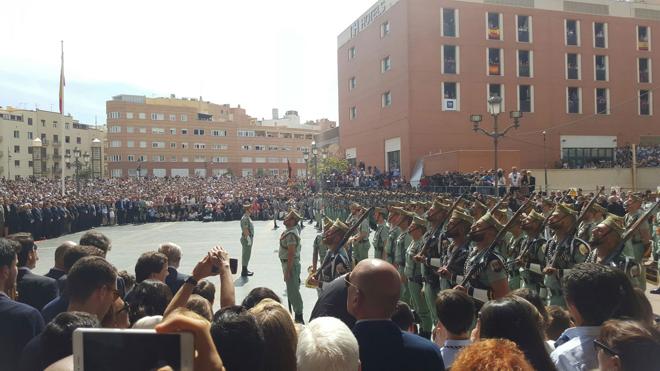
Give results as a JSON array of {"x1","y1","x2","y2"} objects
[
  {"x1": 638, "y1": 41, "x2": 649, "y2": 51},
  {"x1": 52, "y1": 141, "x2": 61, "y2": 147},
  {"x1": 41, "y1": 138, "x2": 50, "y2": 146}
]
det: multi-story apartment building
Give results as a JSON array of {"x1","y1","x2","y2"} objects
[
  {"x1": 338, "y1": 0, "x2": 660, "y2": 177},
  {"x1": 106, "y1": 95, "x2": 320, "y2": 178},
  {"x1": 0, "y1": 107, "x2": 106, "y2": 179}
]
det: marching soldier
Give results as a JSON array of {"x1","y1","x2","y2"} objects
[
  {"x1": 279, "y1": 209, "x2": 304, "y2": 323},
  {"x1": 586, "y1": 214, "x2": 642, "y2": 286},
  {"x1": 405, "y1": 216, "x2": 434, "y2": 338},
  {"x1": 347, "y1": 203, "x2": 371, "y2": 264},
  {"x1": 312, "y1": 217, "x2": 333, "y2": 272},
  {"x1": 240, "y1": 203, "x2": 254, "y2": 277},
  {"x1": 576, "y1": 202, "x2": 606, "y2": 242},
  {"x1": 542, "y1": 203, "x2": 590, "y2": 306},
  {"x1": 384, "y1": 206, "x2": 402, "y2": 265},
  {"x1": 518, "y1": 209, "x2": 548, "y2": 296},
  {"x1": 434, "y1": 208, "x2": 472, "y2": 291},
  {"x1": 455, "y1": 212, "x2": 510, "y2": 305},
  {"x1": 372, "y1": 207, "x2": 390, "y2": 260},
  {"x1": 623, "y1": 193, "x2": 652, "y2": 290},
  {"x1": 504, "y1": 215, "x2": 525, "y2": 290},
  {"x1": 309, "y1": 219, "x2": 351, "y2": 295},
  {"x1": 394, "y1": 207, "x2": 414, "y2": 304}
]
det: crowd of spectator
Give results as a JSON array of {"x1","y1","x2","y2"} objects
[
  {"x1": 322, "y1": 162, "x2": 409, "y2": 190},
  {"x1": 0, "y1": 176, "x2": 318, "y2": 240},
  {"x1": 1, "y1": 229, "x2": 658, "y2": 371},
  {"x1": 564, "y1": 144, "x2": 660, "y2": 169}
]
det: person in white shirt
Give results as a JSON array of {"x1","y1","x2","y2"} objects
[
  {"x1": 550, "y1": 263, "x2": 639, "y2": 371},
  {"x1": 508, "y1": 167, "x2": 521, "y2": 196},
  {"x1": 433, "y1": 289, "x2": 474, "y2": 369}
]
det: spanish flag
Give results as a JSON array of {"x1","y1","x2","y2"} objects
[{"x1": 59, "y1": 41, "x2": 65, "y2": 114}]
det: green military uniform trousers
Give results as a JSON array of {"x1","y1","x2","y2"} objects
[
  {"x1": 280, "y1": 260, "x2": 303, "y2": 315},
  {"x1": 241, "y1": 237, "x2": 252, "y2": 267},
  {"x1": 407, "y1": 280, "x2": 433, "y2": 333},
  {"x1": 353, "y1": 241, "x2": 370, "y2": 264}
]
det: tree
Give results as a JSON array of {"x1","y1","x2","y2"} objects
[{"x1": 319, "y1": 157, "x2": 350, "y2": 177}]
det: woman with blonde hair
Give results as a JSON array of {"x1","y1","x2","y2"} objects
[{"x1": 248, "y1": 298, "x2": 297, "y2": 371}]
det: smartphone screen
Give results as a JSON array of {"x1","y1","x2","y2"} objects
[
  {"x1": 75, "y1": 329, "x2": 192, "y2": 371},
  {"x1": 229, "y1": 258, "x2": 238, "y2": 274}
]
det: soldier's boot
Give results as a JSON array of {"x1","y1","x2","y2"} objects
[
  {"x1": 241, "y1": 266, "x2": 254, "y2": 277},
  {"x1": 294, "y1": 313, "x2": 305, "y2": 324}
]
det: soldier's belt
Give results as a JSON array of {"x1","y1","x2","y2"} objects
[{"x1": 528, "y1": 263, "x2": 544, "y2": 275}]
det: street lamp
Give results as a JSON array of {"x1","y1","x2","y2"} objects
[
  {"x1": 31, "y1": 138, "x2": 43, "y2": 178},
  {"x1": 91, "y1": 138, "x2": 102, "y2": 178},
  {"x1": 65, "y1": 147, "x2": 88, "y2": 192},
  {"x1": 136, "y1": 158, "x2": 143, "y2": 180},
  {"x1": 469, "y1": 95, "x2": 523, "y2": 195},
  {"x1": 311, "y1": 141, "x2": 318, "y2": 193},
  {"x1": 303, "y1": 151, "x2": 309, "y2": 178},
  {"x1": 543, "y1": 130, "x2": 548, "y2": 193}
]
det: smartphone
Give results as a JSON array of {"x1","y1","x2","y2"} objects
[
  {"x1": 73, "y1": 328, "x2": 194, "y2": 371},
  {"x1": 229, "y1": 258, "x2": 238, "y2": 274}
]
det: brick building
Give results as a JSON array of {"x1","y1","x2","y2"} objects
[
  {"x1": 106, "y1": 95, "x2": 319, "y2": 178},
  {"x1": 338, "y1": 0, "x2": 660, "y2": 178}
]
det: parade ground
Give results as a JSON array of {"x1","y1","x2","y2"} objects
[{"x1": 31, "y1": 220, "x2": 660, "y2": 320}]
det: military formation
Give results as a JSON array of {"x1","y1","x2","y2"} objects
[{"x1": 258, "y1": 188, "x2": 660, "y2": 328}]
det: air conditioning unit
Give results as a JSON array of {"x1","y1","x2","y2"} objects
[{"x1": 443, "y1": 99, "x2": 458, "y2": 111}]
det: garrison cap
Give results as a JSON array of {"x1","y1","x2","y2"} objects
[{"x1": 477, "y1": 212, "x2": 504, "y2": 232}]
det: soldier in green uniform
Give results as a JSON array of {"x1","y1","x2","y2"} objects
[
  {"x1": 347, "y1": 203, "x2": 371, "y2": 264},
  {"x1": 518, "y1": 209, "x2": 548, "y2": 297},
  {"x1": 623, "y1": 193, "x2": 652, "y2": 290},
  {"x1": 309, "y1": 219, "x2": 351, "y2": 295},
  {"x1": 312, "y1": 216, "x2": 333, "y2": 272},
  {"x1": 542, "y1": 203, "x2": 590, "y2": 306},
  {"x1": 279, "y1": 209, "x2": 304, "y2": 323},
  {"x1": 394, "y1": 207, "x2": 414, "y2": 304},
  {"x1": 405, "y1": 216, "x2": 434, "y2": 338},
  {"x1": 576, "y1": 202, "x2": 606, "y2": 242},
  {"x1": 651, "y1": 204, "x2": 660, "y2": 295},
  {"x1": 455, "y1": 212, "x2": 510, "y2": 305},
  {"x1": 372, "y1": 207, "x2": 390, "y2": 260},
  {"x1": 435, "y1": 208, "x2": 472, "y2": 289},
  {"x1": 384, "y1": 206, "x2": 402, "y2": 265},
  {"x1": 470, "y1": 199, "x2": 487, "y2": 221},
  {"x1": 240, "y1": 203, "x2": 255, "y2": 277},
  {"x1": 504, "y1": 215, "x2": 525, "y2": 290}
]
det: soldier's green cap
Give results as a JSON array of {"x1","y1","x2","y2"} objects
[
  {"x1": 350, "y1": 202, "x2": 362, "y2": 210},
  {"x1": 322, "y1": 216, "x2": 333, "y2": 230},
  {"x1": 430, "y1": 198, "x2": 451, "y2": 211},
  {"x1": 389, "y1": 206, "x2": 404, "y2": 215},
  {"x1": 591, "y1": 202, "x2": 607, "y2": 214},
  {"x1": 477, "y1": 212, "x2": 504, "y2": 232},
  {"x1": 375, "y1": 206, "x2": 388, "y2": 216},
  {"x1": 330, "y1": 219, "x2": 350, "y2": 233},
  {"x1": 523, "y1": 209, "x2": 545, "y2": 223},
  {"x1": 472, "y1": 199, "x2": 487, "y2": 210},
  {"x1": 410, "y1": 216, "x2": 428, "y2": 230},
  {"x1": 450, "y1": 208, "x2": 474, "y2": 225},
  {"x1": 628, "y1": 193, "x2": 643, "y2": 203},
  {"x1": 600, "y1": 213, "x2": 625, "y2": 236},
  {"x1": 554, "y1": 203, "x2": 578, "y2": 216},
  {"x1": 284, "y1": 209, "x2": 302, "y2": 221}
]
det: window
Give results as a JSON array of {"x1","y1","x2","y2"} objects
[
  {"x1": 180, "y1": 114, "x2": 188, "y2": 122},
  {"x1": 255, "y1": 145, "x2": 266, "y2": 151},
  {"x1": 193, "y1": 129, "x2": 205, "y2": 136},
  {"x1": 238, "y1": 130, "x2": 255, "y2": 137},
  {"x1": 65, "y1": 136, "x2": 70, "y2": 143},
  {"x1": 594, "y1": 22, "x2": 607, "y2": 48},
  {"x1": 596, "y1": 88, "x2": 609, "y2": 114},
  {"x1": 442, "y1": 82, "x2": 459, "y2": 111},
  {"x1": 381, "y1": 56, "x2": 391, "y2": 73},
  {"x1": 126, "y1": 112, "x2": 134, "y2": 119},
  {"x1": 110, "y1": 140, "x2": 121, "y2": 148},
  {"x1": 349, "y1": 77, "x2": 357, "y2": 91},
  {"x1": 168, "y1": 128, "x2": 175, "y2": 135},
  {"x1": 194, "y1": 143, "x2": 206, "y2": 149},
  {"x1": 213, "y1": 144, "x2": 228, "y2": 150},
  {"x1": 169, "y1": 114, "x2": 176, "y2": 121},
  {"x1": 442, "y1": 45, "x2": 458, "y2": 74},
  {"x1": 640, "y1": 90, "x2": 652, "y2": 116},
  {"x1": 139, "y1": 113, "x2": 146, "y2": 119},
  {"x1": 517, "y1": 50, "x2": 532, "y2": 77},
  {"x1": 381, "y1": 21, "x2": 390, "y2": 38},
  {"x1": 566, "y1": 20, "x2": 579, "y2": 46},
  {"x1": 212, "y1": 130, "x2": 227, "y2": 136},
  {"x1": 139, "y1": 127, "x2": 147, "y2": 133},
  {"x1": 76, "y1": 137, "x2": 81, "y2": 144},
  {"x1": 255, "y1": 157, "x2": 266, "y2": 163},
  {"x1": 127, "y1": 155, "x2": 135, "y2": 162},
  {"x1": 181, "y1": 143, "x2": 189, "y2": 149},
  {"x1": 241, "y1": 157, "x2": 253, "y2": 163},
  {"x1": 152, "y1": 128, "x2": 165, "y2": 134},
  {"x1": 487, "y1": 12, "x2": 502, "y2": 40},
  {"x1": 152, "y1": 155, "x2": 165, "y2": 162},
  {"x1": 151, "y1": 113, "x2": 165, "y2": 121},
  {"x1": 139, "y1": 141, "x2": 147, "y2": 148},
  {"x1": 213, "y1": 156, "x2": 228, "y2": 163},
  {"x1": 566, "y1": 53, "x2": 580, "y2": 80},
  {"x1": 567, "y1": 87, "x2": 581, "y2": 114},
  {"x1": 488, "y1": 48, "x2": 502, "y2": 76},
  {"x1": 14, "y1": 160, "x2": 19, "y2": 167},
  {"x1": 639, "y1": 58, "x2": 651, "y2": 83},
  {"x1": 152, "y1": 142, "x2": 165, "y2": 148},
  {"x1": 170, "y1": 142, "x2": 176, "y2": 149},
  {"x1": 14, "y1": 145, "x2": 20, "y2": 153},
  {"x1": 109, "y1": 155, "x2": 121, "y2": 162},
  {"x1": 111, "y1": 169, "x2": 122, "y2": 178},
  {"x1": 13, "y1": 130, "x2": 19, "y2": 139},
  {"x1": 27, "y1": 132, "x2": 33, "y2": 140},
  {"x1": 442, "y1": 8, "x2": 457, "y2": 37},
  {"x1": 348, "y1": 46, "x2": 356, "y2": 60},
  {"x1": 518, "y1": 85, "x2": 533, "y2": 113},
  {"x1": 109, "y1": 126, "x2": 121, "y2": 133},
  {"x1": 517, "y1": 15, "x2": 531, "y2": 43},
  {"x1": 53, "y1": 122, "x2": 57, "y2": 129},
  {"x1": 241, "y1": 145, "x2": 252, "y2": 151},
  {"x1": 349, "y1": 106, "x2": 357, "y2": 120},
  {"x1": 181, "y1": 129, "x2": 188, "y2": 135},
  {"x1": 382, "y1": 91, "x2": 392, "y2": 107},
  {"x1": 595, "y1": 55, "x2": 608, "y2": 81},
  {"x1": 638, "y1": 26, "x2": 650, "y2": 51},
  {"x1": 109, "y1": 112, "x2": 120, "y2": 119},
  {"x1": 27, "y1": 118, "x2": 33, "y2": 126},
  {"x1": 127, "y1": 141, "x2": 134, "y2": 148},
  {"x1": 127, "y1": 126, "x2": 134, "y2": 133}
]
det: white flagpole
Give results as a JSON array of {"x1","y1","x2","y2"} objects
[{"x1": 60, "y1": 40, "x2": 66, "y2": 196}]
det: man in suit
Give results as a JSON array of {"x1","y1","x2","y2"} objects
[
  {"x1": 0, "y1": 238, "x2": 45, "y2": 370},
  {"x1": 9, "y1": 233, "x2": 58, "y2": 311},
  {"x1": 159, "y1": 242, "x2": 190, "y2": 294},
  {"x1": 45, "y1": 241, "x2": 76, "y2": 282},
  {"x1": 348, "y1": 259, "x2": 444, "y2": 371}
]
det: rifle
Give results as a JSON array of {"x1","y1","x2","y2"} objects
[
  {"x1": 459, "y1": 193, "x2": 536, "y2": 287},
  {"x1": 546, "y1": 186, "x2": 604, "y2": 269},
  {"x1": 488, "y1": 193, "x2": 510, "y2": 214},
  {"x1": 418, "y1": 191, "x2": 469, "y2": 259},
  {"x1": 603, "y1": 200, "x2": 660, "y2": 265}
]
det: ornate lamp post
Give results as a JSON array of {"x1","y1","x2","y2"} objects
[
  {"x1": 65, "y1": 147, "x2": 89, "y2": 192},
  {"x1": 312, "y1": 141, "x2": 318, "y2": 193}
]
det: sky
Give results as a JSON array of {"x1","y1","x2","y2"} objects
[{"x1": 0, "y1": 0, "x2": 376, "y2": 125}]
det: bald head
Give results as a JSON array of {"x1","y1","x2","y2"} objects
[{"x1": 348, "y1": 259, "x2": 401, "y2": 320}]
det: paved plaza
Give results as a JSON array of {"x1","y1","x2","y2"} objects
[{"x1": 32, "y1": 220, "x2": 660, "y2": 320}]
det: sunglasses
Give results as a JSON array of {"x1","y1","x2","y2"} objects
[
  {"x1": 593, "y1": 339, "x2": 619, "y2": 357},
  {"x1": 344, "y1": 273, "x2": 360, "y2": 292}
]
